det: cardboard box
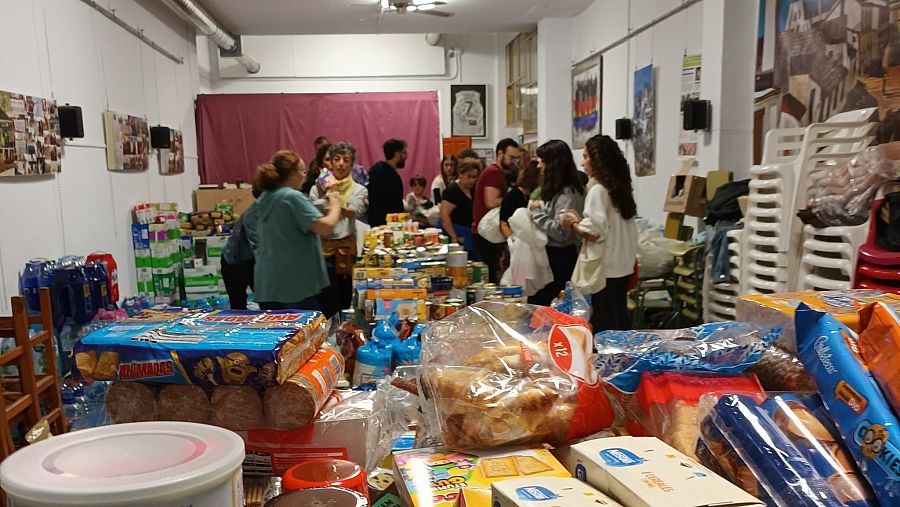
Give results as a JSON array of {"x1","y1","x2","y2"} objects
[
  {"x1": 492, "y1": 477, "x2": 621, "y2": 506},
  {"x1": 664, "y1": 213, "x2": 684, "y2": 240},
  {"x1": 664, "y1": 160, "x2": 707, "y2": 217},
  {"x1": 193, "y1": 186, "x2": 255, "y2": 215},
  {"x1": 240, "y1": 391, "x2": 375, "y2": 477},
  {"x1": 564, "y1": 437, "x2": 763, "y2": 507},
  {"x1": 393, "y1": 447, "x2": 570, "y2": 507},
  {"x1": 736, "y1": 289, "x2": 900, "y2": 352},
  {"x1": 705, "y1": 170, "x2": 732, "y2": 200}
]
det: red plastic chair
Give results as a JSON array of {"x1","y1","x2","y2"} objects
[{"x1": 854, "y1": 184, "x2": 900, "y2": 293}]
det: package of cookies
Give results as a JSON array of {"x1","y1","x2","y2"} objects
[
  {"x1": 73, "y1": 310, "x2": 327, "y2": 387},
  {"x1": 629, "y1": 372, "x2": 764, "y2": 459},
  {"x1": 392, "y1": 446, "x2": 570, "y2": 507},
  {"x1": 595, "y1": 322, "x2": 780, "y2": 394},
  {"x1": 698, "y1": 393, "x2": 873, "y2": 507},
  {"x1": 747, "y1": 344, "x2": 817, "y2": 391},
  {"x1": 857, "y1": 302, "x2": 900, "y2": 417},
  {"x1": 418, "y1": 301, "x2": 619, "y2": 449},
  {"x1": 797, "y1": 305, "x2": 900, "y2": 505}
]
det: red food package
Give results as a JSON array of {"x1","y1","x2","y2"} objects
[{"x1": 630, "y1": 371, "x2": 764, "y2": 459}]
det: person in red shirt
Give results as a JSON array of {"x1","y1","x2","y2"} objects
[{"x1": 472, "y1": 138, "x2": 521, "y2": 283}]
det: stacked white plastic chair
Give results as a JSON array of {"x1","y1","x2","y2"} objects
[
  {"x1": 793, "y1": 109, "x2": 876, "y2": 291},
  {"x1": 742, "y1": 128, "x2": 804, "y2": 294},
  {"x1": 703, "y1": 227, "x2": 745, "y2": 322},
  {"x1": 739, "y1": 108, "x2": 876, "y2": 296}
]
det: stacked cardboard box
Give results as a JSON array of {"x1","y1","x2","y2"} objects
[
  {"x1": 181, "y1": 236, "x2": 228, "y2": 302},
  {"x1": 131, "y1": 203, "x2": 184, "y2": 304}
]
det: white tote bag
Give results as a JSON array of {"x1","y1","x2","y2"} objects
[
  {"x1": 476, "y1": 207, "x2": 505, "y2": 244},
  {"x1": 571, "y1": 240, "x2": 606, "y2": 294}
]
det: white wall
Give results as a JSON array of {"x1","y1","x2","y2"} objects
[
  {"x1": 203, "y1": 32, "x2": 519, "y2": 153},
  {"x1": 0, "y1": 0, "x2": 201, "y2": 313},
  {"x1": 565, "y1": 0, "x2": 705, "y2": 226}
]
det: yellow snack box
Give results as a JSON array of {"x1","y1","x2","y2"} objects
[
  {"x1": 392, "y1": 447, "x2": 570, "y2": 507},
  {"x1": 735, "y1": 289, "x2": 900, "y2": 352}
]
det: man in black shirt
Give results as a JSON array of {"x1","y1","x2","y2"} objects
[{"x1": 367, "y1": 138, "x2": 408, "y2": 227}]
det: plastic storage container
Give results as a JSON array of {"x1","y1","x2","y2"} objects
[
  {"x1": 83, "y1": 263, "x2": 110, "y2": 314},
  {"x1": 0, "y1": 421, "x2": 245, "y2": 507}
]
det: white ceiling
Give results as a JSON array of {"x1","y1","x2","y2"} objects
[{"x1": 197, "y1": 0, "x2": 596, "y2": 35}]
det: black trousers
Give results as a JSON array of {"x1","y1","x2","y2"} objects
[
  {"x1": 258, "y1": 296, "x2": 320, "y2": 312},
  {"x1": 591, "y1": 275, "x2": 632, "y2": 332},
  {"x1": 528, "y1": 244, "x2": 578, "y2": 307},
  {"x1": 221, "y1": 258, "x2": 254, "y2": 310},
  {"x1": 320, "y1": 256, "x2": 353, "y2": 319},
  {"x1": 474, "y1": 234, "x2": 502, "y2": 284}
]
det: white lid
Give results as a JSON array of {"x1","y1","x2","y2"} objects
[{"x1": 1, "y1": 422, "x2": 245, "y2": 505}]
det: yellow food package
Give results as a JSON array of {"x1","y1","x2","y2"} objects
[{"x1": 392, "y1": 447, "x2": 570, "y2": 507}]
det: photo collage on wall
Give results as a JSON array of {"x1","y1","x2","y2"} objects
[
  {"x1": 633, "y1": 64, "x2": 656, "y2": 177},
  {"x1": 0, "y1": 90, "x2": 61, "y2": 177},
  {"x1": 571, "y1": 55, "x2": 602, "y2": 150},
  {"x1": 755, "y1": 0, "x2": 900, "y2": 154},
  {"x1": 161, "y1": 129, "x2": 184, "y2": 175},
  {"x1": 103, "y1": 110, "x2": 149, "y2": 172}
]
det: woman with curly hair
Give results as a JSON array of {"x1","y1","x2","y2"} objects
[
  {"x1": 560, "y1": 134, "x2": 637, "y2": 331},
  {"x1": 527, "y1": 139, "x2": 586, "y2": 306}
]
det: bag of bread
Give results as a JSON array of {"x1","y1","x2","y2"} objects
[{"x1": 418, "y1": 301, "x2": 619, "y2": 449}]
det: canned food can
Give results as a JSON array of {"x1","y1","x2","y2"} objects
[
  {"x1": 448, "y1": 266, "x2": 468, "y2": 289},
  {"x1": 382, "y1": 231, "x2": 393, "y2": 248},
  {"x1": 470, "y1": 262, "x2": 489, "y2": 285},
  {"x1": 414, "y1": 232, "x2": 426, "y2": 248},
  {"x1": 466, "y1": 286, "x2": 478, "y2": 306}
]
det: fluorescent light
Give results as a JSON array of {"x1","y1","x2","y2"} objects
[
  {"x1": 407, "y1": 4, "x2": 418, "y2": 10},
  {"x1": 417, "y1": 3, "x2": 436, "y2": 10},
  {"x1": 381, "y1": 0, "x2": 390, "y2": 9}
]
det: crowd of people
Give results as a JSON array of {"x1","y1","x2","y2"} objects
[{"x1": 220, "y1": 132, "x2": 638, "y2": 332}]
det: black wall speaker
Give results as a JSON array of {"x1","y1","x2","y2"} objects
[
  {"x1": 615, "y1": 118, "x2": 633, "y2": 140},
  {"x1": 58, "y1": 105, "x2": 84, "y2": 139},
  {"x1": 682, "y1": 99, "x2": 711, "y2": 131},
  {"x1": 150, "y1": 126, "x2": 172, "y2": 149}
]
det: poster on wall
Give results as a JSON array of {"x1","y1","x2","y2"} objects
[
  {"x1": 450, "y1": 84, "x2": 487, "y2": 138},
  {"x1": 633, "y1": 64, "x2": 656, "y2": 177},
  {"x1": 0, "y1": 90, "x2": 61, "y2": 177},
  {"x1": 103, "y1": 110, "x2": 149, "y2": 172},
  {"x1": 571, "y1": 55, "x2": 602, "y2": 150},
  {"x1": 160, "y1": 129, "x2": 184, "y2": 175},
  {"x1": 679, "y1": 55, "x2": 702, "y2": 158},
  {"x1": 755, "y1": 0, "x2": 900, "y2": 148}
]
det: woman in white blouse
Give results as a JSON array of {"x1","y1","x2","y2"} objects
[{"x1": 560, "y1": 134, "x2": 637, "y2": 331}]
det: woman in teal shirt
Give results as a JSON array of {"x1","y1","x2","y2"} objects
[{"x1": 253, "y1": 150, "x2": 342, "y2": 311}]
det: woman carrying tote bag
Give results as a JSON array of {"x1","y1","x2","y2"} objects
[{"x1": 561, "y1": 135, "x2": 637, "y2": 332}]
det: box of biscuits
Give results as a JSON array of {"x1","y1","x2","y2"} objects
[
  {"x1": 392, "y1": 447, "x2": 570, "y2": 507},
  {"x1": 73, "y1": 310, "x2": 328, "y2": 387}
]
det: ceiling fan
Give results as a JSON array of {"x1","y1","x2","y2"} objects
[{"x1": 353, "y1": 0, "x2": 454, "y2": 18}]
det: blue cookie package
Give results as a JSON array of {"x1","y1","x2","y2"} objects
[
  {"x1": 699, "y1": 393, "x2": 874, "y2": 507},
  {"x1": 73, "y1": 309, "x2": 328, "y2": 387},
  {"x1": 796, "y1": 304, "x2": 900, "y2": 506},
  {"x1": 595, "y1": 321, "x2": 781, "y2": 393}
]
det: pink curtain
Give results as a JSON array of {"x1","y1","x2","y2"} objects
[{"x1": 196, "y1": 92, "x2": 441, "y2": 193}]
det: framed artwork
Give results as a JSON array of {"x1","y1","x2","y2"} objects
[
  {"x1": 103, "y1": 110, "x2": 149, "y2": 172},
  {"x1": 633, "y1": 64, "x2": 656, "y2": 177},
  {"x1": 678, "y1": 55, "x2": 702, "y2": 158},
  {"x1": 571, "y1": 54, "x2": 602, "y2": 150},
  {"x1": 160, "y1": 129, "x2": 184, "y2": 175},
  {"x1": 0, "y1": 90, "x2": 61, "y2": 177},
  {"x1": 451, "y1": 84, "x2": 487, "y2": 138}
]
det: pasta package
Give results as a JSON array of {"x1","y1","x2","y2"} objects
[
  {"x1": 698, "y1": 393, "x2": 874, "y2": 507},
  {"x1": 74, "y1": 310, "x2": 327, "y2": 387},
  {"x1": 419, "y1": 301, "x2": 619, "y2": 449},
  {"x1": 796, "y1": 305, "x2": 900, "y2": 505},
  {"x1": 857, "y1": 302, "x2": 900, "y2": 417}
]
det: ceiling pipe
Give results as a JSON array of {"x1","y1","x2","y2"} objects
[{"x1": 160, "y1": 0, "x2": 260, "y2": 74}]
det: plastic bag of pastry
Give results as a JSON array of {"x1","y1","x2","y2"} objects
[
  {"x1": 747, "y1": 344, "x2": 817, "y2": 392},
  {"x1": 797, "y1": 304, "x2": 900, "y2": 506},
  {"x1": 698, "y1": 392, "x2": 874, "y2": 507},
  {"x1": 418, "y1": 301, "x2": 618, "y2": 449},
  {"x1": 368, "y1": 367, "x2": 425, "y2": 471},
  {"x1": 595, "y1": 321, "x2": 780, "y2": 393},
  {"x1": 857, "y1": 302, "x2": 900, "y2": 417},
  {"x1": 629, "y1": 371, "x2": 764, "y2": 459},
  {"x1": 550, "y1": 282, "x2": 590, "y2": 323}
]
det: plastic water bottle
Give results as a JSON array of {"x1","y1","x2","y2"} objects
[
  {"x1": 19, "y1": 259, "x2": 53, "y2": 314},
  {"x1": 61, "y1": 389, "x2": 82, "y2": 430}
]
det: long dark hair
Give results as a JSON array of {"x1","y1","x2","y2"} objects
[
  {"x1": 440, "y1": 155, "x2": 457, "y2": 186},
  {"x1": 585, "y1": 135, "x2": 637, "y2": 220},
  {"x1": 537, "y1": 140, "x2": 584, "y2": 202}
]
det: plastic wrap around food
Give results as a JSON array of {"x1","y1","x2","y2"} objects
[
  {"x1": 857, "y1": 302, "x2": 900, "y2": 418},
  {"x1": 105, "y1": 345, "x2": 343, "y2": 432},
  {"x1": 748, "y1": 344, "x2": 818, "y2": 392},
  {"x1": 595, "y1": 322, "x2": 780, "y2": 393},
  {"x1": 809, "y1": 146, "x2": 894, "y2": 227},
  {"x1": 796, "y1": 305, "x2": 900, "y2": 506},
  {"x1": 698, "y1": 393, "x2": 874, "y2": 507},
  {"x1": 419, "y1": 301, "x2": 617, "y2": 449},
  {"x1": 74, "y1": 310, "x2": 328, "y2": 387}
]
